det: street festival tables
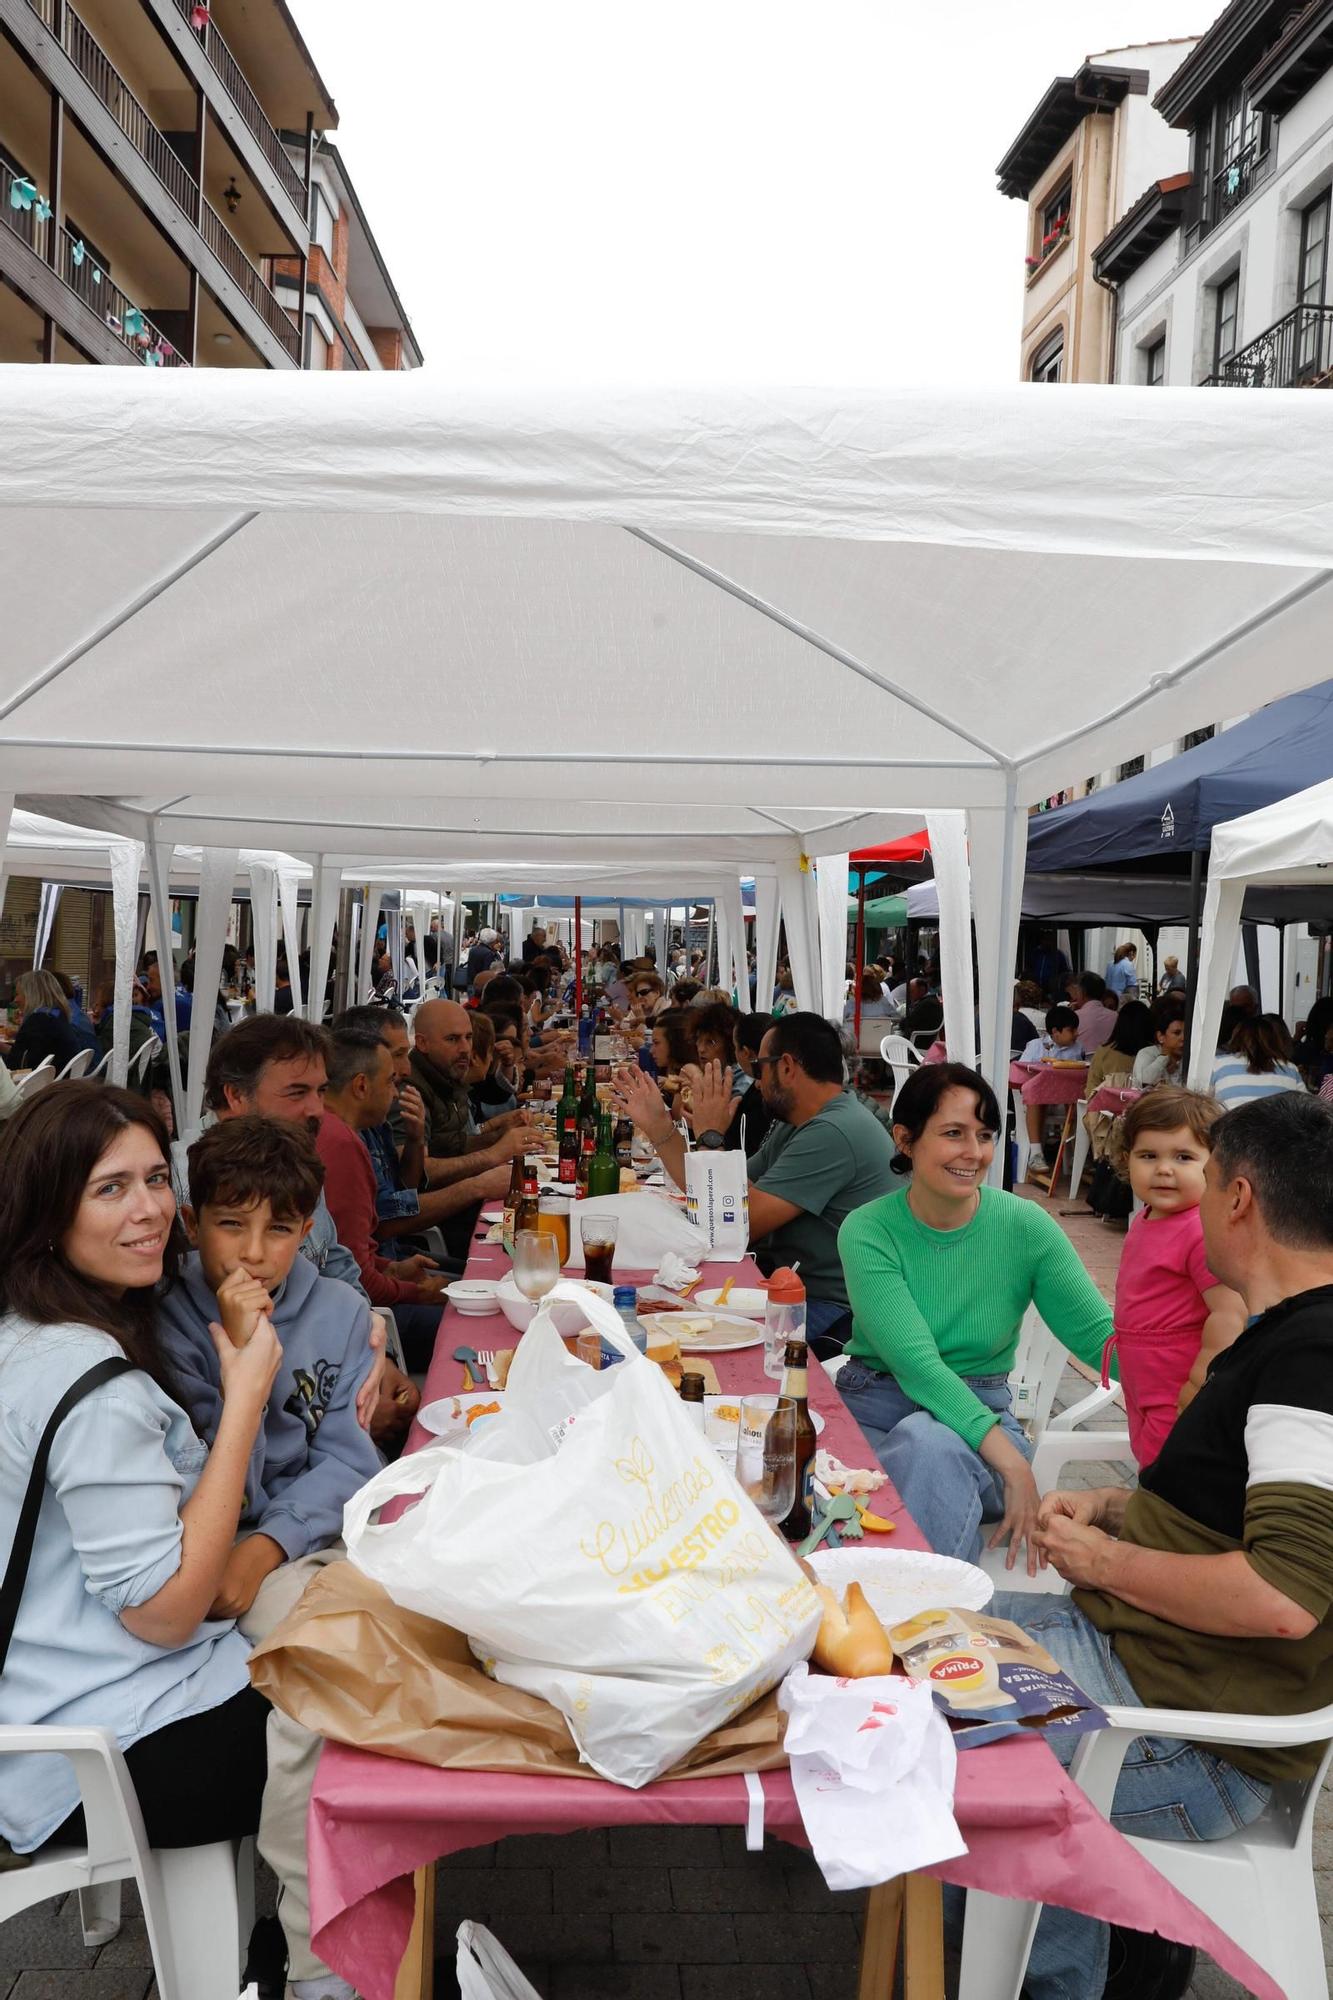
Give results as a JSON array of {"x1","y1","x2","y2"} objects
[
  {"x1": 1087, "y1": 1083, "x2": 1142, "y2": 1122},
  {"x1": 305, "y1": 1241, "x2": 1280, "y2": 2000},
  {"x1": 1008, "y1": 1058, "x2": 1090, "y2": 1108}
]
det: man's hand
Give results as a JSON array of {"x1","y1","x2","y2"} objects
[
  {"x1": 216, "y1": 1266, "x2": 274, "y2": 1349},
  {"x1": 356, "y1": 1312, "x2": 389, "y2": 1432},
  {"x1": 476, "y1": 1162, "x2": 514, "y2": 1200},
  {"x1": 387, "y1": 1252, "x2": 440, "y2": 1284},
  {"x1": 486, "y1": 1108, "x2": 528, "y2": 1136},
  {"x1": 1032, "y1": 1513, "x2": 1119, "y2": 1590},
  {"x1": 492, "y1": 1124, "x2": 542, "y2": 1162},
  {"x1": 397, "y1": 1083, "x2": 427, "y2": 1147},
  {"x1": 613, "y1": 1064, "x2": 674, "y2": 1146},
  {"x1": 208, "y1": 1534, "x2": 286, "y2": 1621},
  {"x1": 1035, "y1": 1488, "x2": 1106, "y2": 1533},
  {"x1": 678, "y1": 1059, "x2": 733, "y2": 1139}
]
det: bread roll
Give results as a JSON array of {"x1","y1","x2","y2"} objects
[{"x1": 812, "y1": 1580, "x2": 896, "y2": 1678}]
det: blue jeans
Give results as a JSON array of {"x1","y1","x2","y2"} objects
[
  {"x1": 805, "y1": 1296, "x2": 851, "y2": 1342},
  {"x1": 834, "y1": 1364, "x2": 1032, "y2": 1562},
  {"x1": 973, "y1": 1592, "x2": 1272, "y2": 2000}
]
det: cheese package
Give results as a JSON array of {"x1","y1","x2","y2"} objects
[{"x1": 887, "y1": 1607, "x2": 1109, "y2": 1750}]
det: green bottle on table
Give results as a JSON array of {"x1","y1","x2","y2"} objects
[
  {"x1": 557, "y1": 1063, "x2": 577, "y2": 1129},
  {"x1": 586, "y1": 1110, "x2": 619, "y2": 1199}
]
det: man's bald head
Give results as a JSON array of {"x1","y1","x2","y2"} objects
[{"x1": 413, "y1": 999, "x2": 473, "y2": 1082}]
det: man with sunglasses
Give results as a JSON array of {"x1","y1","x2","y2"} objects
[{"x1": 615, "y1": 1011, "x2": 895, "y2": 1346}]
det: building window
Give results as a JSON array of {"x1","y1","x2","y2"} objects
[
  {"x1": 1180, "y1": 725, "x2": 1214, "y2": 751},
  {"x1": 1116, "y1": 755, "x2": 1146, "y2": 782},
  {"x1": 1038, "y1": 180, "x2": 1071, "y2": 259},
  {"x1": 1213, "y1": 272, "x2": 1240, "y2": 371},
  {"x1": 311, "y1": 186, "x2": 336, "y2": 263},
  {"x1": 1298, "y1": 190, "x2": 1331, "y2": 377},
  {"x1": 305, "y1": 321, "x2": 330, "y2": 370},
  {"x1": 1030, "y1": 330, "x2": 1064, "y2": 383},
  {"x1": 1144, "y1": 337, "x2": 1165, "y2": 386}
]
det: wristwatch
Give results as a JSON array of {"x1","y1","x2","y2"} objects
[{"x1": 696, "y1": 1128, "x2": 727, "y2": 1150}]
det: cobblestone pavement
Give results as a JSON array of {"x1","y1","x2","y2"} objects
[{"x1": 5, "y1": 1185, "x2": 1325, "y2": 1997}]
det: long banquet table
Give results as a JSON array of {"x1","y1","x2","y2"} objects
[{"x1": 305, "y1": 1235, "x2": 1282, "y2": 2000}]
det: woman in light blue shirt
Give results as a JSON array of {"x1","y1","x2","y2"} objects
[
  {"x1": 1104, "y1": 943, "x2": 1139, "y2": 1000},
  {"x1": 0, "y1": 1084, "x2": 278, "y2": 1856},
  {"x1": 1210, "y1": 1015, "x2": 1307, "y2": 1109}
]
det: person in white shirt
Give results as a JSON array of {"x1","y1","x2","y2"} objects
[
  {"x1": 1020, "y1": 1007, "x2": 1087, "y2": 1147},
  {"x1": 1132, "y1": 995, "x2": 1186, "y2": 1088}
]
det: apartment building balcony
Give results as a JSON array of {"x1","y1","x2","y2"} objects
[
  {"x1": 1186, "y1": 137, "x2": 1274, "y2": 250},
  {"x1": 0, "y1": 155, "x2": 140, "y2": 362},
  {"x1": 1202, "y1": 303, "x2": 1333, "y2": 387},
  {"x1": 4, "y1": 0, "x2": 301, "y2": 364}
]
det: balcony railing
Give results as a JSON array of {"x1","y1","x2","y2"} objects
[
  {"x1": 0, "y1": 157, "x2": 188, "y2": 362},
  {"x1": 1193, "y1": 138, "x2": 1273, "y2": 245},
  {"x1": 1202, "y1": 302, "x2": 1333, "y2": 388},
  {"x1": 60, "y1": 226, "x2": 189, "y2": 363},
  {"x1": 200, "y1": 197, "x2": 299, "y2": 359},
  {"x1": 170, "y1": 0, "x2": 307, "y2": 215},
  {"x1": 25, "y1": 0, "x2": 299, "y2": 362}
]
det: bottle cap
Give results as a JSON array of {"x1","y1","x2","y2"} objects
[
  {"x1": 766, "y1": 1266, "x2": 805, "y2": 1304},
  {"x1": 613, "y1": 1286, "x2": 638, "y2": 1310}
]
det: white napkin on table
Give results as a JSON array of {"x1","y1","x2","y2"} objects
[
  {"x1": 778, "y1": 1664, "x2": 966, "y2": 1891},
  {"x1": 654, "y1": 1251, "x2": 702, "y2": 1292}
]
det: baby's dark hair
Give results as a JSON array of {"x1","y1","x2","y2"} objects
[{"x1": 187, "y1": 1114, "x2": 324, "y2": 1221}]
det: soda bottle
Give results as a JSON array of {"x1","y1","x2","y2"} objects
[
  {"x1": 558, "y1": 1109, "x2": 579, "y2": 1186},
  {"x1": 777, "y1": 1337, "x2": 818, "y2": 1541}
]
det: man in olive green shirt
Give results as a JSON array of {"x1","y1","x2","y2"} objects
[{"x1": 617, "y1": 1012, "x2": 896, "y2": 1339}]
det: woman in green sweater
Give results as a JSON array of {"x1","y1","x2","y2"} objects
[{"x1": 836, "y1": 1063, "x2": 1113, "y2": 1572}]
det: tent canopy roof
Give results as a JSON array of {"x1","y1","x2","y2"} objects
[
  {"x1": 1026, "y1": 677, "x2": 1333, "y2": 872},
  {"x1": 1208, "y1": 774, "x2": 1333, "y2": 889},
  {"x1": 5, "y1": 371, "x2": 1333, "y2": 845}
]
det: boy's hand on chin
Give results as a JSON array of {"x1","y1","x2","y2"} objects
[{"x1": 216, "y1": 1266, "x2": 274, "y2": 1348}]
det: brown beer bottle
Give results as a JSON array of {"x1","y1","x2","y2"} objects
[
  {"x1": 514, "y1": 1161, "x2": 541, "y2": 1239},
  {"x1": 778, "y1": 1338, "x2": 818, "y2": 1541},
  {"x1": 502, "y1": 1153, "x2": 524, "y2": 1255}
]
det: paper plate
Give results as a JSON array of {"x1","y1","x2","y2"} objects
[
  {"x1": 638, "y1": 1311, "x2": 762, "y2": 1354},
  {"x1": 694, "y1": 1286, "x2": 768, "y2": 1318},
  {"x1": 417, "y1": 1391, "x2": 505, "y2": 1445},
  {"x1": 808, "y1": 1547, "x2": 993, "y2": 1630}
]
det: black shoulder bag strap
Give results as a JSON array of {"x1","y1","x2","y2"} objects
[{"x1": 0, "y1": 1356, "x2": 135, "y2": 1676}]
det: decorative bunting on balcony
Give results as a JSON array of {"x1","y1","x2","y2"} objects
[
  {"x1": 70, "y1": 237, "x2": 85, "y2": 267},
  {"x1": 8, "y1": 178, "x2": 36, "y2": 212},
  {"x1": 1226, "y1": 163, "x2": 1241, "y2": 196},
  {"x1": 190, "y1": 2, "x2": 210, "y2": 25},
  {"x1": 34, "y1": 197, "x2": 51, "y2": 224},
  {"x1": 124, "y1": 307, "x2": 145, "y2": 338}
]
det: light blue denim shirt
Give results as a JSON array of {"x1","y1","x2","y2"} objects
[{"x1": 0, "y1": 1314, "x2": 251, "y2": 1851}]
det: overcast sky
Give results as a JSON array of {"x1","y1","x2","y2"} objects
[{"x1": 302, "y1": 1, "x2": 1210, "y2": 385}]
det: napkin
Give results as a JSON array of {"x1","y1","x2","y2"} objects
[
  {"x1": 777, "y1": 1663, "x2": 966, "y2": 1891},
  {"x1": 654, "y1": 1251, "x2": 701, "y2": 1291}
]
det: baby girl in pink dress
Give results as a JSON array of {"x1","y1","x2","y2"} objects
[{"x1": 1107, "y1": 1088, "x2": 1247, "y2": 1468}]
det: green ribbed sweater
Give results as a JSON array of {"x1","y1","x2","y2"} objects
[{"x1": 837, "y1": 1187, "x2": 1114, "y2": 1449}]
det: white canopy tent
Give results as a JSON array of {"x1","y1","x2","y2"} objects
[
  {"x1": 6, "y1": 371, "x2": 1333, "y2": 1173},
  {"x1": 1190, "y1": 777, "x2": 1333, "y2": 1087}
]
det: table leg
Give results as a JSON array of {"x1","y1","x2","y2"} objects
[
  {"x1": 903, "y1": 1873, "x2": 945, "y2": 2000},
  {"x1": 857, "y1": 1875, "x2": 903, "y2": 1999},
  {"x1": 393, "y1": 1863, "x2": 435, "y2": 2000}
]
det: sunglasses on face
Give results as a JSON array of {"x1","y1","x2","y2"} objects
[{"x1": 752, "y1": 1053, "x2": 783, "y2": 1072}]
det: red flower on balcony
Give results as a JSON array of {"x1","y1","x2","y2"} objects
[{"x1": 190, "y1": 3, "x2": 210, "y2": 28}]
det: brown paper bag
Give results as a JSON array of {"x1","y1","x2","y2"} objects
[{"x1": 249, "y1": 1559, "x2": 790, "y2": 1781}]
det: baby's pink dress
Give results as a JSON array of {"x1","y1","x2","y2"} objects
[{"x1": 1107, "y1": 1205, "x2": 1220, "y2": 1468}]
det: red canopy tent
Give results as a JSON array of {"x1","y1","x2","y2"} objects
[{"x1": 847, "y1": 832, "x2": 929, "y2": 1036}]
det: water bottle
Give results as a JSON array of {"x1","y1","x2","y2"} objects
[
  {"x1": 763, "y1": 1266, "x2": 806, "y2": 1380},
  {"x1": 614, "y1": 1284, "x2": 647, "y2": 1355}
]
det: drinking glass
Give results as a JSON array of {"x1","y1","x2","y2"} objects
[
  {"x1": 732, "y1": 1396, "x2": 796, "y2": 1528},
  {"x1": 580, "y1": 1213, "x2": 618, "y2": 1286},
  {"x1": 512, "y1": 1229, "x2": 561, "y2": 1302}
]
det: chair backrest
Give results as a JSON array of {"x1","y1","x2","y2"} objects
[
  {"x1": 14, "y1": 1055, "x2": 56, "y2": 1098},
  {"x1": 129, "y1": 1036, "x2": 162, "y2": 1083},
  {"x1": 1007, "y1": 1306, "x2": 1067, "y2": 1434},
  {"x1": 56, "y1": 1048, "x2": 95, "y2": 1082},
  {"x1": 87, "y1": 1049, "x2": 112, "y2": 1081},
  {"x1": 879, "y1": 1035, "x2": 921, "y2": 1107}
]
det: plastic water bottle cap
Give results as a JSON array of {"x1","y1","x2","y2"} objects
[
  {"x1": 766, "y1": 1266, "x2": 805, "y2": 1304},
  {"x1": 613, "y1": 1286, "x2": 638, "y2": 1310}
]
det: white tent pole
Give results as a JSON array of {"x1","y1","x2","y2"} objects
[
  {"x1": 304, "y1": 856, "x2": 340, "y2": 1024},
  {"x1": 32, "y1": 883, "x2": 62, "y2": 968},
  {"x1": 1189, "y1": 877, "x2": 1246, "y2": 1089},
  {"x1": 386, "y1": 901, "x2": 405, "y2": 995},
  {"x1": 354, "y1": 886, "x2": 381, "y2": 1003},
  {"x1": 815, "y1": 853, "x2": 850, "y2": 1026},
  {"x1": 108, "y1": 838, "x2": 144, "y2": 1091},
  {"x1": 277, "y1": 866, "x2": 304, "y2": 1014},
  {"x1": 145, "y1": 828, "x2": 184, "y2": 1131},
  {"x1": 926, "y1": 810, "x2": 975, "y2": 1070},
  {"x1": 703, "y1": 902, "x2": 715, "y2": 988},
  {"x1": 248, "y1": 858, "x2": 279, "y2": 1013},
  {"x1": 753, "y1": 874, "x2": 780, "y2": 1016},
  {"x1": 713, "y1": 891, "x2": 732, "y2": 1008},
  {"x1": 971, "y1": 778, "x2": 1029, "y2": 1183},
  {"x1": 776, "y1": 857, "x2": 820, "y2": 1013},
  {"x1": 186, "y1": 848, "x2": 238, "y2": 1136},
  {"x1": 722, "y1": 878, "x2": 749, "y2": 1012},
  {"x1": 0, "y1": 792, "x2": 12, "y2": 942}
]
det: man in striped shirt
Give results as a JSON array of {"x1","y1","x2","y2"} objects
[{"x1": 984, "y1": 1092, "x2": 1333, "y2": 2000}]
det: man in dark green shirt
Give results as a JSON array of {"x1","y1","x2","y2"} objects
[{"x1": 617, "y1": 1012, "x2": 896, "y2": 1339}]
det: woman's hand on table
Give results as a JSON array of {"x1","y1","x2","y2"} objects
[{"x1": 980, "y1": 1425, "x2": 1043, "y2": 1575}]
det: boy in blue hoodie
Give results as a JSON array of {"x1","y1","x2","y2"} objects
[{"x1": 158, "y1": 1114, "x2": 381, "y2": 2000}]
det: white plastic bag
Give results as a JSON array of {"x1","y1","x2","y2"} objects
[
  {"x1": 684, "y1": 1148, "x2": 750, "y2": 1261},
  {"x1": 561, "y1": 1191, "x2": 701, "y2": 1271},
  {"x1": 456, "y1": 1921, "x2": 544, "y2": 2000},
  {"x1": 344, "y1": 1282, "x2": 819, "y2": 1787}
]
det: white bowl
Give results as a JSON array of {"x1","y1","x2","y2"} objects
[
  {"x1": 446, "y1": 1280, "x2": 501, "y2": 1317},
  {"x1": 495, "y1": 1274, "x2": 614, "y2": 1334},
  {"x1": 694, "y1": 1286, "x2": 768, "y2": 1318}
]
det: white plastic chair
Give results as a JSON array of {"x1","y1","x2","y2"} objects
[
  {"x1": 879, "y1": 1034, "x2": 922, "y2": 1105},
  {"x1": 959, "y1": 1699, "x2": 1333, "y2": 2000},
  {"x1": 86, "y1": 1049, "x2": 112, "y2": 1080},
  {"x1": 1010, "y1": 1087, "x2": 1033, "y2": 1184},
  {"x1": 1067, "y1": 1097, "x2": 1092, "y2": 1198},
  {"x1": 13, "y1": 1055, "x2": 55, "y2": 1098},
  {"x1": 55, "y1": 1048, "x2": 95, "y2": 1082},
  {"x1": 0, "y1": 1724, "x2": 253, "y2": 1999},
  {"x1": 129, "y1": 1036, "x2": 162, "y2": 1085}
]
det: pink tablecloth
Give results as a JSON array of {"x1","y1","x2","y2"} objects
[
  {"x1": 1088, "y1": 1083, "x2": 1142, "y2": 1120},
  {"x1": 307, "y1": 1240, "x2": 1281, "y2": 2000},
  {"x1": 1010, "y1": 1059, "x2": 1089, "y2": 1107}
]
